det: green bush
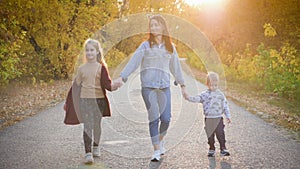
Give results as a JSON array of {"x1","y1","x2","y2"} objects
[{"x1": 224, "y1": 43, "x2": 300, "y2": 101}]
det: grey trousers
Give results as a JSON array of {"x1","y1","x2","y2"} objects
[
  {"x1": 204, "y1": 117, "x2": 226, "y2": 151},
  {"x1": 80, "y1": 98, "x2": 104, "y2": 153}
]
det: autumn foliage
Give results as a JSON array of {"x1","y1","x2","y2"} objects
[{"x1": 1, "y1": 0, "x2": 299, "y2": 102}]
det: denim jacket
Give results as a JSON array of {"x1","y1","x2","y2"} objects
[{"x1": 120, "y1": 41, "x2": 185, "y2": 88}]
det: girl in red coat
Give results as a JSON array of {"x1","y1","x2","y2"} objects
[{"x1": 64, "y1": 39, "x2": 119, "y2": 164}]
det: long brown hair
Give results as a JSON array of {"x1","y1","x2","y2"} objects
[{"x1": 148, "y1": 15, "x2": 173, "y2": 53}]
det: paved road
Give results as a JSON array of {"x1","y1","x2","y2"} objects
[{"x1": 0, "y1": 70, "x2": 299, "y2": 169}]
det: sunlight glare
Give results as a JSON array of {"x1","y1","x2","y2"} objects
[{"x1": 184, "y1": 0, "x2": 224, "y2": 7}]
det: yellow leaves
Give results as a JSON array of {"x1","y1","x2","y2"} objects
[
  {"x1": 267, "y1": 44, "x2": 299, "y2": 75},
  {"x1": 270, "y1": 49, "x2": 279, "y2": 58},
  {"x1": 105, "y1": 48, "x2": 127, "y2": 67},
  {"x1": 270, "y1": 49, "x2": 280, "y2": 68},
  {"x1": 0, "y1": 80, "x2": 71, "y2": 129},
  {"x1": 225, "y1": 42, "x2": 299, "y2": 100},
  {"x1": 32, "y1": 77, "x2": 36, "y2": 85},
  {"x1": 263, "y1": 23, "x2": 277, "y2": 37}
]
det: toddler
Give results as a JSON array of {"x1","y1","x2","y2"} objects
[{"x1": 185, "y1": 72, "x2": 231, "y2": 157}]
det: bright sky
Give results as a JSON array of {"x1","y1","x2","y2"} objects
[{"x1": 184, "y1": 0, "x2": 226, "y2": 7}]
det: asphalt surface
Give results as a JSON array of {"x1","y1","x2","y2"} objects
[{"x1": 0, "y1": 70, "x2": 299, "y2": 169}]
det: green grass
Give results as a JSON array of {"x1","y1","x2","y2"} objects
[{"x1": 227, "y1": 81, "x2": 300, "y2": 141}]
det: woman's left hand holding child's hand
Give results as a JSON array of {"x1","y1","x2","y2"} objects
[
  {"x1": 181, "y1": 85, "x2": 189, "y2": 99},
  {"x1": 111, "y1": 79, "x2": 123, "y2": 91},
  {"x1": 227, "y1": 118, "x2": 231, "y2": 124}
]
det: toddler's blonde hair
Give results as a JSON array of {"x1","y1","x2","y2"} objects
[{"x1": 206, "y1": 71, "x2": 219, "y2": 85}]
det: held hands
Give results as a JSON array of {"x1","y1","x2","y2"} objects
[
  {"x1": 111, "y1": 83, "x2": 120, "y2": 91},
  {"x1": 115, "y1": 77, "x2": 123, "y2": 85},
  {"x1": 180, "y1": 85, "x2": 189, "y2": 100},
  {"x1": 111, "y1": 77, "x2": 124, "y2": 91},
  {"x1": 227, "y1": 118, "x2": 231, "y2": 124}
]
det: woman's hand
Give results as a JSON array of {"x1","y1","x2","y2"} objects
[
  {"x1": 227, "y1": 118, "x2": 231, "y2": 124},
  {"x1": 111, "y1": 77, "x2": 123, "y2": 91},
  {"x1": 111, "y1": 82, "x2": 121, "y2": 91},
  {"x1": 115, "y1": 77, "x2": 123, "y2": 84},
  {"x1": 181, "y1": 86, "x2": 189, "y2": 99}
]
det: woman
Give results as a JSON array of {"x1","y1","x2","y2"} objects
[{"x1": 115, "y1": 15, "x2": 187, "y2": 162}]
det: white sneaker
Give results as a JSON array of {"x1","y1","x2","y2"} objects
[
  {"x1": 207, "y1": 150, "x2": 215, "y2": 157},
  {"x1": 220, "y1": 149, "x2": 230, "y2": 156},
  {"x1": 159, "y1": 141, "x2": 166, "y2": 155},
  {"x1": 93, "y1": 146, "x2": 100, "y2": 157},
  {"x1": 84, "y1": 153, "x2": 94, "y2": 164},
  {"x1": 151, "y1": 150, "x2": 161, "y2": 162}
]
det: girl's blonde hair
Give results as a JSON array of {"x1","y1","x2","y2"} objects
[
  {"x1": 84, "y1": 38, "x2": 106, "y2": 66},
  {"x1": 206, "y1": 71, "x2": 219, "y2": 85}
]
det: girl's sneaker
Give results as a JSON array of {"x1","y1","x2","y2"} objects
[
  {"x1": 207, "y1": 150, "x2": 215, "y2": 157},
  {"x1": 93, "y1": 146, "x2": 100, "y2": 157},
  {"x1": 151, "y1": 150, "x2": 161, "y2": 162},
  {"x1": 159, "y1": 141, "x2": 166, "y2": 155},
  {"x1": 220, "y1": 149, "x2": 230, "y2": 156},
  {"x1": 84, "y1": 153, "x2": 94, "y2": 164}
]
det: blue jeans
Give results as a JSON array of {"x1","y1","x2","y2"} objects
[{"x1": 142, "y1": 87, "x2": 171, "y2": 145}]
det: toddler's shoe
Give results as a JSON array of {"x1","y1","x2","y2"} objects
[
  {"x1": 151, "y1": 150, "x2": 161, "y2": 162},
  {"x1": 93, "y1": 146, "x2": 100, "y2": 157},
  {"x1": 207, "y1": 149, "x2": 215, "y2": 157},
  {"x1": 220, "y1": 149, "x2": 230, "y2": 156},
  {"x1": 84, "y1": 153, "x2": 94, "y2": 164}
]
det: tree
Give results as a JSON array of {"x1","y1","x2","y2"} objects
[{"x1": 0, "y1": 0, "x2": 119, "y2": 85}]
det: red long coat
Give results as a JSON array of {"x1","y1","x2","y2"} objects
[{"x1": 64, "y1": 64, "x2": 113, "y2": 125}]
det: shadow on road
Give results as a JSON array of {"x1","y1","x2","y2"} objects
[
  {"x1": 74, "y1": 161, "x2": 107, "y2": 169},
  {"x1": 220, "y1": 160, "x2": 232, "y2": 169},
  {"x1": 148, "y1": 158, "x2": 163, "y2": 169},
  {"x1": 208, "y1": 157, "x2": 216, "y2": 168},
  {"x1": 208, "y1": 157, "x2": 231, "y2": 169}
]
